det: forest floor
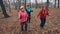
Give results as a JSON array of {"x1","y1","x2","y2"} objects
[{"x1": 0, "y1": 8, "x2": 60, "y2": 34}]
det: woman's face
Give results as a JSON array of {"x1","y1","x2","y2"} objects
[
  {"x1": 21, "y1": 8, "x2": 25, "y2": 12},
  {"x1": 43, "y1": 4, "x2": 46, "y2": 10},
  {"x1": 43, "y1": 7, "x2": 46, "y2": 10},
  {"x1": 20, "y1": 6, "x2": 25, "y2": 12}
]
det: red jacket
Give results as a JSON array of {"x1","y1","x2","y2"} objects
[
  {"x1": 18, "y1": 10, "x2": 28, "y2": 23},
  {"x1": 37, "y1": 9, "x2": 49, "y2": 18}
]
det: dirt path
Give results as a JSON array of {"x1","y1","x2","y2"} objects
[{"x1": 0, "y1": 8, "x2": 60, "y2": 34}]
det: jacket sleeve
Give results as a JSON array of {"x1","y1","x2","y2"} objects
[
  {"x1": 31, "y1": 9, "x2": 33, "y2": 12},
  {"x1": 26, "y1": 12, "x2": 28, "y2": 17},
  {"x1": 18, "y1": 11, "x2": 21, "y2": 19},
  {"x1": 26, "y1": 8, "x2": 27, "y2": 11},
  {"x1": 47, "y1": 10, "x2": 49, "y2": 16},
  {"x1": 37, "y1": 9, "x2": 42, "y2": 17}
]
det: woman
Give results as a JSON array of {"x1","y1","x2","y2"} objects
[
  {"x1": 37, "y1": 5, "x2": 50, "y2": 29},
  {"x1": 26, "y1": 4, "x2": 33, "y2": 23},
  {"x1": 18, "y1": 6, "x2": 28, "y2": 31}
]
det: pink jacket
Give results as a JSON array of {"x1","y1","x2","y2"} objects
[{"x1": 18, "y1": 10, "x2": 28, "y2": 23}]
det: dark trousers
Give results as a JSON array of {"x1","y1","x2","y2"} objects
[
  {"x1": 27, "y1": 14, "x2": 31, "y2": 23},
  {"x1": 40, "y1": 18, "x2": 46, "y2": 28},
  {"x1": 21, "y1": 21, "x2": 28, "y2": 31}
]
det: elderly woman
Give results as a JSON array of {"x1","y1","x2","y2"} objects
[
  {"x1": 26, "y1": 4, "x2": 33, "y2": 23},
  {"x1": 18, "y1": 6, "x2": 28, "y2": 31},
  {"x1": 37, "y1": 4, "x2": 50, "y2": 29}
]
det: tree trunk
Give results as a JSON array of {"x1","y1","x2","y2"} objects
[
  {"x1": 58, "y1": 0, "x2": 59, "y2": 8},
  {"x1": 30, "y1": 0, "x2": 31, "y2": 8},
  {"x1": 24, "y1": 0, "x2": 26, "y2": 9},
  {"x1": 0, "y1": 0, "x2": 10, "y2": 18},
  {"x1": 8, "y1": 0, "x2": 11, "y2": 13},
  {"x1": 17, "y1": 0, "x2": 21, "y2": 12},
  {"x1": 13, "y1": 0, "x2": 16, "y2": 9},
  {"x1": 54, "y1": 0, "x2": 56, "y2": 8},
  {"x1": 47, "y1": 0, "x2": 49, "y2": 9},
  {"x1": 35, "y1": 0, "x2": 38, "y2": 8}
]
